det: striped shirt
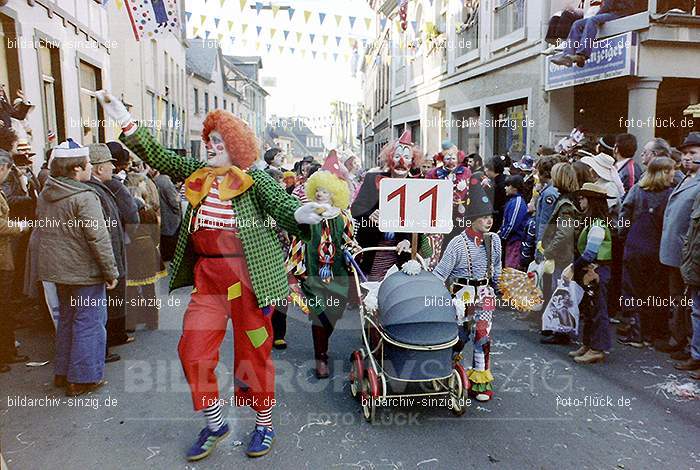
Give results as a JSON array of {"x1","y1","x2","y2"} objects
[
  {"x1": 194, "y1": 179, "x2": 237, "y2": 231},
  {"x1": 433, "y1": 231, "x2": 502, "y2": 288}
]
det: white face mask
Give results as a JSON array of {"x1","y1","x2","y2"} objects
[
  {"x1": 315, "y1": 187, "x2": 332, "y2": 205},
  {"x1": 205, "y1": 131, "x2": 231, "y2": 168},
  {"x1": 391, "y1": 144, "x2": 411, "y2": 177}
]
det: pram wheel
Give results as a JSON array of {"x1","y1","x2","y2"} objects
[
  {"x1": 361, "y1": 366, "x2": 380, "y2": 423},
  {"x1": 449, "y1": 364, "x2": 469, "y2": 416},
  {"x1": 349, "y1": 350, "x2": 365, "y2": 399}
]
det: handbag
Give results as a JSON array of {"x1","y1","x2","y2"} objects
[{"x1": 541, "y1": 277, "x2": 584, "y2": 335}]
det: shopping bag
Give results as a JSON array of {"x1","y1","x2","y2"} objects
[
  {"x1": 541, "y1": 278, "x2": 584, "y2": 335},
  {"x1": 527, "y1": 260, "x2": 545, "y2": 291}
]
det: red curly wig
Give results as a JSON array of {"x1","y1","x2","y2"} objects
[
  {"x1": 378, "y1": 140, "x2": 424, "y2": 171},
  {"x1": 202, "y1": 110, "x2": 259, "y2": 170}
]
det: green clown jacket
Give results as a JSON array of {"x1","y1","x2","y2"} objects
[{"x1": 120, "y1": 126, "x2": 310, "y2": 308}]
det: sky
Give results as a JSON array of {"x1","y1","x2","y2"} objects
[{"x1": 185, "y1": 0, "x2": 376, "y2": 145}]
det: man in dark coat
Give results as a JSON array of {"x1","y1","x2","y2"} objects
[
  {"x1": 150, "y1": 167, "x2": 182, "y2": 262},
  {"x1": 85, "y1": 144, "x2": 131, "y2": 362}
]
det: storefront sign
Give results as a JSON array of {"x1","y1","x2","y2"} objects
[{"x1": 545, "y1": 32, "x2": 637, "y2": 91}]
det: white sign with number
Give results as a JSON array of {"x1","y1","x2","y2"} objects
[{"x1": 378, "y1": 178, "x2": 453, "y2": 234}]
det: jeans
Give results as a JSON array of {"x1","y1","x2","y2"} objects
[
  {"x1": 690, "y1": 288, "x2": 700, "y2": 360},
  {"x1": 54, "y1": 284, "x2": 108, "y2": 384},
  {"x1": 564, "y1": 13, "x2": 623, "y2": 58}
]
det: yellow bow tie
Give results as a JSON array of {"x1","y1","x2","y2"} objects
[{"x1": 184, "y1": 166, "x2": 253, "y2": 207}]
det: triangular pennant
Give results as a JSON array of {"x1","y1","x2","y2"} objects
[
  {"x1": 219, "y1": 0, "x2": 226, "y2": 7},
  {"x1": 288, "y1": 7, "x2": 295, "y2": 20},
  {"x1": 303, "y1": 10, "x2": 311, "y2": 23},
  {"x1": 335, "y1": 15, "x2": 342, "y2": 27},
  {"x1": 200, "y1": 15, "x2": 207, "y2": 25},
  {"x1": 228, "y1": 20, "x2": 234, "y2": 31},
  {"x1": 322, "y1": 52, "x2": 327, "y2": 61},
  {"x1": 290, "y1": 47, "x2": 295, "y2": 55},
  {"x1": 193, "y1": 26, "x2": 200, "y2": 36},
  {"x1": 309, "y1": 33, "x2": 315, "y2": 44},
  {"x1": 218, "y1": 32, "x2": 224, "y2": 41},
  {"x1": 333, "y1": 53, "x2": 338, "y2": 62},
  {"x1": 300, "y1": 49, "x2": 306, "y2": 58},
  {"x1": 214, "y1": 17, "x2": 220, "y2": 28},
  {"x1": 255, "y1": 2, "x2": 262, "y2": 15},
  {"x1": 185, "y1": 11, "x2": 192, "y2": 22},
  {"x1": 312, "y1": 51, "x2": 317, "y2": 59},
  {"x1": 270, "y1": 28, "x2": 277, "y2": 38},
  {"x1": 255, "y1": 41, "x2": 261, "y2": 51},
  {"x1": 267, "y1": 44, "x2": 272, "y2": 52},
  {"x1": 242, "y1": 24, "x2": 249, "y2": 34},
  {"x1": 115, "y1": 0, "x2": 124, "y2": 11},
  {"x1": 319, "y1": 12, "x2": 326, "y2": 24},
  {"x1": 283, "y1": 30, "x2": 290, "y2": 40},
  {"x1": 278, "y1": 45, "x2": 283, "y2": 54},
  {"x1": 296, "y1": 32, "x2": 302, "y2": 43},
  {"x1": 239, "y1": 0, "x2": 246, "y2": 11},
  {"x1": 335, "y1": 36, "x2": 341, "y2": 47},
  {"x1": 365, "y1": 17, "x2": 372, "y2": 31},
  {"x1": 322, "y1": 35, "x2": 329, "y2": 46},
  {"x1": 380, "y1": 18, "x2": 387, "y2": 31},
  {"x1": 349, "y1": 16, "x2": 356, "y2": 30},
  {"x1": 256, "y1": 26, "x2": 262, "y2": 37},
  {"x1": 205, "y1": 30, "x2": 211, "y2": 39},
  {"x1": 271, "y1": 4, "x2": 280, "y2": 17}
]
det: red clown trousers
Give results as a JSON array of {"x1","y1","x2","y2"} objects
[{"x1": 178, "y1": 229, "x2": 274, "y2": 412}]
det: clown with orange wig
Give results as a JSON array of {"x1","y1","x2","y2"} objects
[
  {"x1": 97, "y1": 91, "x2": 336, "y2": 461},
  {"x1": 350, "y1": 130, "x2": 432, "y2": 280},
  {"x1": 286, "y1": 151, "x2": 358, "y2": 378}
]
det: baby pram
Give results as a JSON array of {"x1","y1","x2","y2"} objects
[{"x1": 347, "y1": 247, "x2": 469, "y2": 423}]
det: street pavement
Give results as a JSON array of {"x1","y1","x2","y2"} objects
[{"x1": 1, "y1": 278, "x2": 699, "y2": 470}]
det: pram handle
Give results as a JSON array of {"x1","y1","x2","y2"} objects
[{"x1": 349, "y1": 247, "x2": 428, "y2": 271}]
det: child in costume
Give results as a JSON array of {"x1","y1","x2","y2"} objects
[
  {"x1": 287, "y1": 152, "x2": 358, "y2": 378},
  {"x1": 433, "y1": 179, "x2": 502, "y2": 402},
  {"x1": 97, "y1": 91, "x2": 334, "y2": 461}
]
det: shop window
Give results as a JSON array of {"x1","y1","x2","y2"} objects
[
  {"x1": 0, "y1": 14, "x2": 21, "y2": 101},
  {"x1": 492, "y1": 99, "x2": 527, "y2": 158},
  {"x1": 79, "y1": 60, "x2": 104, "y2": 144},
  {"x1": 193, "y1": 88, "x2": 199, "y2": 114},
  {"x1": 493, "y1": 0, "x2": 525, "y2": 41},
  {"x1": 38, "y1": 41, "x2": 65, "y2": 143},
  {"x1": 454, "y1": 108, "x2": 480, "y2": 156}
]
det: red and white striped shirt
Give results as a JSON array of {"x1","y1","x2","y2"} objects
[{"x1": 194, "y1": 179, "x2": 237, "y2": 231}]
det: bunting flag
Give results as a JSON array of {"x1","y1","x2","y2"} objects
[
  {"x1": 271, "y1": 4, "x2": 280, "y2": 18},
  {"x1": 290, "y1": 47, "x2": 295, "y2": 55},
  {"x1": 322, "y1": 35, "x2": 328, "y2": 46},
  {"x1": 288, "y1": 7, "x2": 295, "y2": 20},
  {"x1": 255, "y1": 2, "x2": 262, "y2": 15},
  {"x1": 217, "y1": 32, "x2": 223, "y2": 41},
  {"x1": 227, "y1": 20, "x2": 234, "y2": 31},
  {"x1": 333, "y1": 53, "x2": 338, "y2": 62},
  {"x1": 335, "y1": 36, "x2": 341, "y2": 46},
  {"x1": 255, "y1": 41, "x2": 261, "y2": 51},
  {"x1": 200, "y1": 14, "x2": 206, "y2": 25},
  {"x1": 335, "y1": 15, "x2": 342, "y2": 27},
  {"x1": 349, "y1": 16, "x2": 356, "y2": 30},
  {"x1": 283, "y1": 30, "x2": 289, "y2": 40},
  {"x1": 115, "y1": 0, "x2": 124, "y2": 11},
  {"x1": 219, "y1": 0, "x2": 225, "y2": 7},
  {"x1": 380, "y1": 18, "x2": 387, "y2": 31},
  {"x1": 214, "y1": 17, "x2": 220, "y2": 28},
  {"x1": 270, "y1": 28, "x2": 277, "y2": 38},
  {"x1": 296, "y1": 32, "x2": 302, "y2": 43},
  {"x1": 322, "y1": 52, "x2": 327, "y2": 61},
  {"x1": 239, "y1": 0, "x2": 246, "y2": 11},
  {"x1": 256, "y1": 26, "x2": 262, "y2": 36},
  {"x1": 242, "y1": 24, "x2": 248, "y2": 33},
  {"x1": 193, "y1": 26, "x2": 200, "y2": 36},
  {"x1": 312, "y1": 51, "x2": 317, "y2": 59},
  {"x1": 300, "y1": 49, "x2": 306, "y2": 58},
  {"x1": 303, "y1": 10, "x2": 311, "y2": 23},
  {"x1": 319, "y1": 12, "x2": 326, "y2": 25},
  {"x1": 365, "y1": 17, "x2": 372, "y2": 31},
  {"x1": 309, "y1": 33, "x2": 315, "y2": 44},
  {"x1": 185, "y1": 11, "x2": 192, "y2": 22},
  {"x1": 267, "y1": 44, "x2": 272, "y2": 52},
  {"x1": 205, "y1": 30, "x2": 210, "y2": 39}
]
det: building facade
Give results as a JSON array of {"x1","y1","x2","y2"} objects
[
  {"x1": 108, "y1": 1, "x2": 188, "y2": 150},
  {"x1": 1, "y1": 0, "x2": 111, "y2": 170}
]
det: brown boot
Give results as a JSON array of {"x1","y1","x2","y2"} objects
[
  {"x1": 674, "y1": 358, "x2": 700, "y2": 371},
  {"x1": 312, "y1": 325, "x2": 331, "y2": 379},
  {"x1": 574, "y1": 349, "x2": 605, "y2": 364},
  {"x1": 568, "y1": 345, "x2": 589, "y2": 358},
  {"x1": 65, "y1": 380, "x2": 107, "y2": 397}
]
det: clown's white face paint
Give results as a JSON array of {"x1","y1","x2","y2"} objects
[
  {"x1": 205, "y1": 131, "x2": 230, "y2": 168},
  {"x1": 315, "y1": 187, "x2": 332, "y2": 205},
  {"x1": 443, "y1": 150, "x2": 459, "y2": 171},
  {"x1": 391, "y1": 143, "x2": 411, "y2": 177}
]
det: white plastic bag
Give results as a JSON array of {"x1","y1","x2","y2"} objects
[{"x1": 541, "y1": 278, "x2": 584, "y2": 335}]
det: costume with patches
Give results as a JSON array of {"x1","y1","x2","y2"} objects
[
  {"x1": 433, "y1": 180, "x2": 502, "y2": 401},
  {"x1": 98, "y1": 91, "x2": 324, "y2": 460}
]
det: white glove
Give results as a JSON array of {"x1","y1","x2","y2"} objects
[
  {"x1": 96, "y1": 90, "x2": 133, "y2": 128},
  {"x1": 396, "y1": 239, "x2": 411, "y2": 254},
  {"x1": 294, "y1": 202, "x2": 336, "y2": 225}
]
